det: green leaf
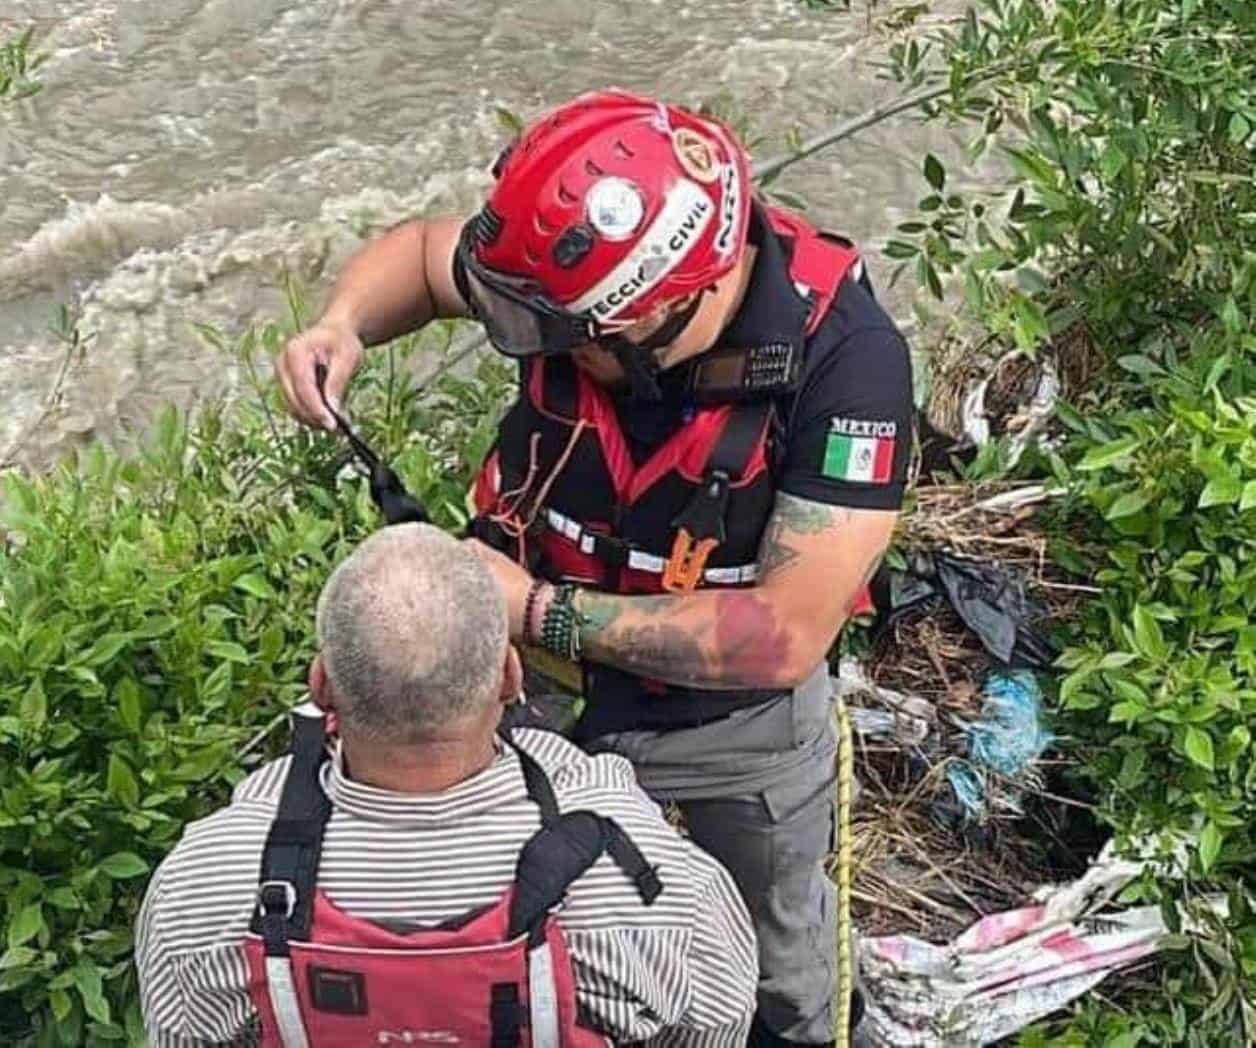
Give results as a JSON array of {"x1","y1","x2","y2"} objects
[
  {"x1": 78, "y1": 632, "x2": 131, "y2": 668},
  {"x1": 1132, "y1": 606, "x2": 1167, "y2": 660},
  {"x1": 1199, "y1": 473, "x2": 1242, "y2": 507},
  {"x1": 7, "y1": 904, "x2": 44, "y2": 947},
  {"x1": 1184, "y1": 726, "x2": 1214, "y2": 770},
  {"x1": 19, "y1": 680, "x2": 47, "y2": 730},
  {"x1": 72, "y1": 961, "x2": 110, "y2": 1025},
  {"x1": 924, "y1": 153, "x2": 946, "y2": 191},
  {"x1": 106, "y1": 755, "x2": 139, "y2": 809},
  {"x1": 1229, "y1": 112, "x2": 1251, "y2": 145},
  {"x1": 1198, "y1": 821, "x2": 1222, "y2": 874},
  {"x1": 207, "y1": 640, "x2": 250, "y2": 664},
  {"x1": 1107, "y1": 491, "x2": 1149, "y2": 520},
  {"x1": 116, "y1": 677, "x2": 142, "y2": 734},
  {"x1": 99, "y1": 852, "x2": 149, "y2": 879},
  {"x1": 493, "y1": 106, "x2": 523, "y2": 134},
  {"x1": 232, "y1": 573, "x2": 274, "y2": 600},
  {"x1": 1239, "y1": 480, "x2": 1256, "y2": 512},
  {"x1": 49, "y1": 988, "x2": 72, "y2": 1022},
  {"x1": 1077, "y1": 437, "x2": 1141, "y2": 471},
  {"x1": 1116, "y1": 354, "x2": 1166, "y2": 378},
  {"x1": 1099, "y1": 143, "x2": 1127, "y2": 180}
]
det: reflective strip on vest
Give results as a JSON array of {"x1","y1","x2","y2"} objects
[
  {"x1": 264, "y1": 956, "x2": 310, "y2": 1048},
  {"x1": 545, "y1": 509, "x2": 758, "y2": 584},
  {"x1": 528, "y1": 941, "x2": 560, "y2": 1048}
]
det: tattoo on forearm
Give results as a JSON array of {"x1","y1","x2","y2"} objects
[
  {"x1": 757, "y1": 494, "x2": 852, "y2": 579},
  {"x1": 575, "y1": 588, "x2": 792, "y2": 689}
]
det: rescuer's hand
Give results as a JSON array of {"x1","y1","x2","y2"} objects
[
  {"x1": 276, "y1": 321, "x2": 365, "y2": 430},
  {"x1": 464, "y1": 538, "x2": 535, "y2": 640}
]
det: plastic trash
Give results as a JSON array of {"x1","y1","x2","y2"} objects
[
  {"x1": 832, "y1": 657, "x2": 936, "y2": 749},
  {"x1": 885, "y1": 551, "x2": 1058, "y2": 668},
  {"x1": 961, "y1": 349, "x2": 1061, "y2": 467},
  {"x1": 859, "y1": 837, "x2": 1220, "y2": 1046},
  {"x1": 937, "y1": 671, "x2": 1053, "y2": 827}
]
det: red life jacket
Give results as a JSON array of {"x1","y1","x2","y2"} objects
[
  {"x1": 243, "y1": 706, "x2": 661, "y2": 1047},
  {"x1": 470, "y1": 207, "x2": 873, "y2": 738}
]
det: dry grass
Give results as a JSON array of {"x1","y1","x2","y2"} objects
[{"x1": 839, "y1": 480, "x2": 1100, "y2": 942}]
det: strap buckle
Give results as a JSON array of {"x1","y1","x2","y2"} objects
[
  {"x1": 663, "y1": 471, "x2": 730, "y2": 593},
  {"x1": 258, "y1": 880, "x2": 297, "y2": 919}
]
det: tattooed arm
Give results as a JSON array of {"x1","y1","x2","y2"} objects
[{"x1": 569, "y1": 492, "x2": 896, "y2": 690}]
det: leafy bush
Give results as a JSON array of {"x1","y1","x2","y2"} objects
[
  {"x1": 879, "y1": 0, "x2": 1256, "y2": 1041},
  {"x1": 0, "y1": 314, "x2": 514, "y2": 1045}
]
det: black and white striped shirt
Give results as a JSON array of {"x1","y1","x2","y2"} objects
[{"x1": 136, "y1": 728, "x2": 757, "y2": 1045}]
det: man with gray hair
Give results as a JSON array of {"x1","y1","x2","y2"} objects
[{"x1": 136, "y1": 523, "x2": 758, "y2": 1046}]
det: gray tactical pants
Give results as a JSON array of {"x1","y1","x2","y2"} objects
[{"x1": 586, "y1": 666, "x2": 839, "y2": 1044}]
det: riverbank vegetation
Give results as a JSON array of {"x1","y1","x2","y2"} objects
[{"x1": 2, "y1": 0, "x2": 1254, "y2": 1043}]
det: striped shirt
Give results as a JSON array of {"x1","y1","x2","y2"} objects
[{"x1": 136, "y1": 728, "x2": 757, "y2": 1046}]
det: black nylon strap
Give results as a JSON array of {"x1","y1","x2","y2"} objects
[
  {"x1": 710, "y1": 400, "x2": 773, "y2": 477},
  {"x1": 489, "y1": 983, "x2": 523, "y2": 1047},
  {"x1": 506, "y1": 734, "x2": 560, "y2": 825},
  {"x1": 252, "y1": 710, "x2": 332, "y2": 954},
  {"x1": 605, "y1": 820, "x2": 662, "y2": 905}
]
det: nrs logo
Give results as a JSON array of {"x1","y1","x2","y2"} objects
[
  {"x1": 714, "y1": 163, "x2": 740, "y2": 257},
  {"x1": 376, "y1": 1031, "x2": 461, "y2": 1045}
]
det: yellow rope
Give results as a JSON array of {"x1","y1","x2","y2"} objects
[{"x1": 834, "y1": 691, "x2": 855, "y2": 1048}]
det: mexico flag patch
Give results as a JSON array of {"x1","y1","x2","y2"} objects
[{"x1": 823, "y1": 417, "x2": 896, "y2": 484}]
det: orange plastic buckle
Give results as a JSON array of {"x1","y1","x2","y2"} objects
[{"x1": 662, "y1": 528, "x2": 719, "y2": 592}]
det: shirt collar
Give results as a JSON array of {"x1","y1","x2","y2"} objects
[
  {"x1": 321, "y1": 737, "x2": 528, "y2": 826},
  {"x1": 717, "y1": 203, "x2": 810, "y2": 350}
]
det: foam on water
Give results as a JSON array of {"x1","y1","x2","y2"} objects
[{"x1": 1, "y1": 0, "x2": 976, "y2": 469}]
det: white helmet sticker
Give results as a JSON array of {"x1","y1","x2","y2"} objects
[
  {"x1": 570, "y1": 179, "x2": 713, "y2": 322},
  {"x1": 586, "y1": 177, "x2": 645, "y2": 241}
]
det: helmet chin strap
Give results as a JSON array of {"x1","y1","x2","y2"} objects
[{"x1": 597, "y1": 292, "x2": 706, "y2": 402}]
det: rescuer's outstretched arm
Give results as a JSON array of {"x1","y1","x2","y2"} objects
[{"x1": 276, "y1": 216, "x2": 467, "y2": 429}]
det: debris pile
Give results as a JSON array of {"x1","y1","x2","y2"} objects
[{"x1": 838, "y1": 481, "x2": 1102, "y2": 945}]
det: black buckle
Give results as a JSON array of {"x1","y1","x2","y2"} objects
[
  {"x1": 673, "y1": 470, "x2": 731, "y2": 544},
  {"x1": 259, "y1": 880, "x2": 297, "y2": 919}
]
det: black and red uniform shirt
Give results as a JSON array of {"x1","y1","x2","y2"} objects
[{"x1": 607, "y1": 207, "x2": 913, "y2": 513}]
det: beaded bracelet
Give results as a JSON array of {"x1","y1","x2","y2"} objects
[
  {"x1": 539, "y1": 584, "x2": 579, "y2": 661},
  {"x1": 523, "y1": 578, "x2": 547, "y2": 645}
]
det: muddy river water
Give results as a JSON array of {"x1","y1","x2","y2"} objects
[{"x1": 1, "y1": 0, "x2": 976, "y2": 466}]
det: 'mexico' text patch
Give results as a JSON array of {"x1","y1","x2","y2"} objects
[{"x1": 822, "y1": 417, "x2": 896, "y2": 484}]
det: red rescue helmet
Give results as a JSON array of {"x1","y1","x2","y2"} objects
[{"x1": 460, "y1": 89, "x2": 752, "y2": 358}]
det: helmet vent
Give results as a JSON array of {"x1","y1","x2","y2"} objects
[
  {"x1": 584, "y1": 159, "x2": 605, "y2": 177},
  {"x1": 612, "y1": 139, "x2": 635, "y2": 159},
  {"x1": 472, "y1": 205, "x2": 504, "y2": 246},
  {"x1": 557, "y1": 182, "x2": 579, "y2": 206}
]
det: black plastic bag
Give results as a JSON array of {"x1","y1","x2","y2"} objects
[{"x1": 882, "y1": 551, "x2": 1058, "y2": 669}]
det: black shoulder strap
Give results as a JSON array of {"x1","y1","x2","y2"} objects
[
  {"x1": 710, "y1": 400, "x2": 773, "y2": 478},
  {"x1": 251, "y1": 706, "x2": 333, "y2": 954},
  {"x1": 503, "y1": 733, "x2": 662, "y2": 940}
]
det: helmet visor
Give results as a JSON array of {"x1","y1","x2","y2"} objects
[{"x1": 459, "y1": 239, "x2": 596, "y2": 358}]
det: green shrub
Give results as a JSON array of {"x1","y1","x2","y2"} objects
[
  {"x1": 879, "y1": 0, "x2": 1256, "y2": 1041},
  {"x1": 0, "y1": 315, "x2": 514, "y2": 1045}
]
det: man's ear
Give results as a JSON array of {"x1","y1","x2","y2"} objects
[
  {"x1": 499, "y1": 644, "x2": 524, "y2": 706},
  {"x1": 309, "y1": 655, "x2": 337, "y2": 712}
]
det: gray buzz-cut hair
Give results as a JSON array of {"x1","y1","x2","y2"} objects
[{"x1": 315, "y1": 524, "x2": 509, "y2": 743}]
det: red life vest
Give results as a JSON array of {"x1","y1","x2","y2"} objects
[
  {"x1": 243, "y1": 705, "x2": 661, "y2": 1047},
  {"x1": 470, "y1": 207, "x2": 873, "y2": 737}
]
